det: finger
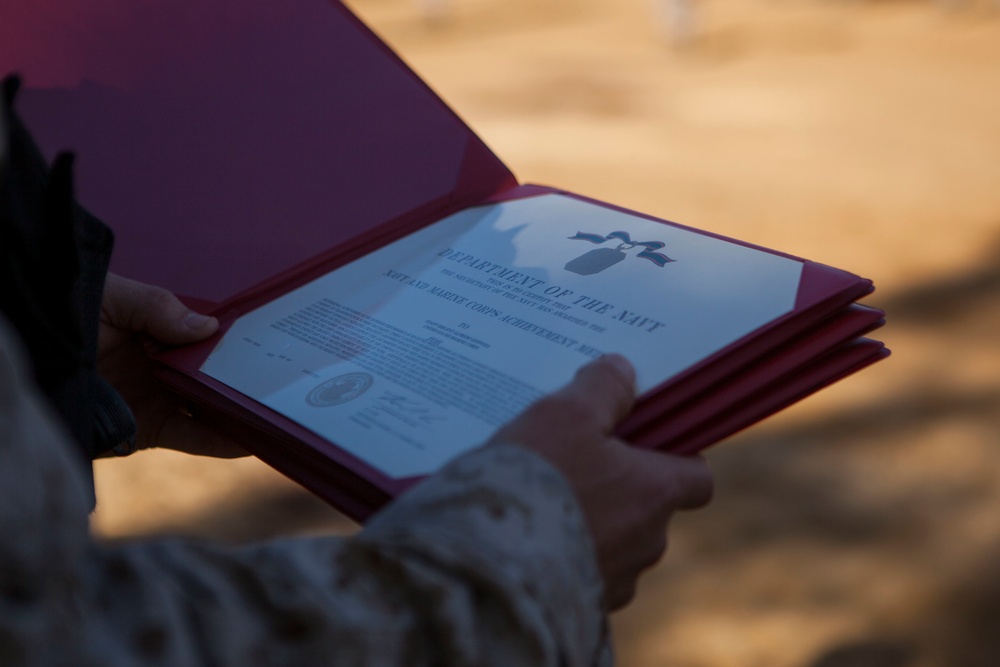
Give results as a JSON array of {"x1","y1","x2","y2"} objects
[
  {"x1": 603, "y1": 529, "x2": 666, "y2": 611},
  {"x1": 155, "y1": 410, "x2": 248, "y2": 458},
  {"x1": 103, "y1": 274, "x2": 218, "y2": 346},
  {"x1": 556, "y1": 354, "x2": 638, "y2": 431},
  {"x1": 604, "y1": 579, "x2": 638, "y2": 612},
  {"x1": 629, "y1": 449, "x2": 714, "y2": 510}
]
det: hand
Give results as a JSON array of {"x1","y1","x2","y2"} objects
[
  {"x1": 98, "y1": 273, "x2": 246, "y2": 458},
  {"x1": 490, "y1": 354, "x2": 713, "y2": 611}
]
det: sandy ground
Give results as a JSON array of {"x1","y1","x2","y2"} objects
[{"x1": 92, "y1": 0, "x2": 1000, "y2": 665}]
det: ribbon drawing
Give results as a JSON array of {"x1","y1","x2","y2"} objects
[{"x1": 568, "y1": 231, "x2": 675, "y2": 266}]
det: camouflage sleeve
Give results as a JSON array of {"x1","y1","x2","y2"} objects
[{"x1": 0, "y1": 318, "x2": 611, "y2": 667}]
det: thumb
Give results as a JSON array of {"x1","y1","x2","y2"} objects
[
  {"x1": 559, "y1": 353, "x2": 638, "y2": 431},
  {"x1": 627, "y1": 448, "x2": 715, "y2": 510},
  {"x1": 102, "y1": 274, "x2": 219, "y2": 345}
]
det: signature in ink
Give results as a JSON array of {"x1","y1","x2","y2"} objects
[{"x1": 376, "y1": 392, "x2": 446, "y2": 429}]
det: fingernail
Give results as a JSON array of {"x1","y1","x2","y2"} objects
[{"x1": 184, "y1": 312, "x2": 214, "y2": 329}]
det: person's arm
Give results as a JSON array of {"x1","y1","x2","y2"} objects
[
  {"x1": 2, "y1": 303, "x2": 711, "y2": 665},
  {"x1": 1, "y1": 312, "x2": 593, "y2": 664}
]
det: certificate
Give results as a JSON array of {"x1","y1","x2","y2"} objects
[
  {"x1": 202, "y1": 194, "x2": 803, "y2": 478},
  {"x1": 13, "y1": 0, "x2": 884, "y2": 518}
]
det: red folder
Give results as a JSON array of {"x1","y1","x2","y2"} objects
[{"x1": 2, "y1": 0, "x2": 887, "y2": 520}]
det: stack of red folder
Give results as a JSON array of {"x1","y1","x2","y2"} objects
[{"x1": 3, "y1": 0, "x2": 887, "y2": 520}]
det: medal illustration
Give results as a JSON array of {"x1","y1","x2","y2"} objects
[
  {"x1": 565, "y1": 244, "x2": 630, "y2": 275},
  {"x1": 565, "y1": 231, "x2": 675, "y2": 275},
  {"x1": 306, "y1": 372, "x2": 374, "y2": 407}
]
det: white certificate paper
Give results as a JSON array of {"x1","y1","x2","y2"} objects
[{"x1": 201, "y1": 194, "x2": 803, "y2": 477}]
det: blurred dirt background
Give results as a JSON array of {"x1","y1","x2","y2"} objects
[{"x1": 92, "y1": 0, "x2": 1000, "y2": 665}]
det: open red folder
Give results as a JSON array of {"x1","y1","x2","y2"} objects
[{"x1": 3, "y1": 0, "x2": 887, "y2": 520}]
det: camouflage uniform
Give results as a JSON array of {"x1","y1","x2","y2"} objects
[{"x1": 0, "y1": 317, "x2": 611, "y2": 666}]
